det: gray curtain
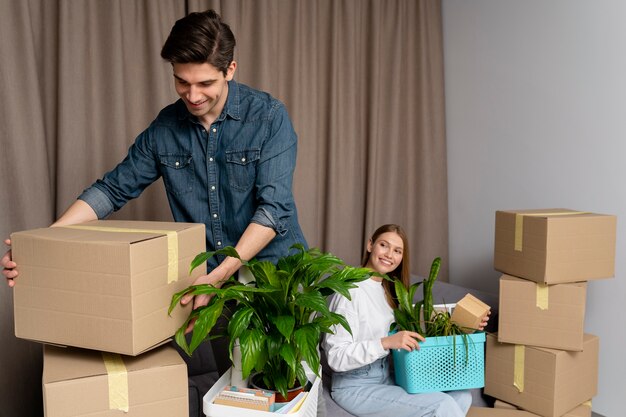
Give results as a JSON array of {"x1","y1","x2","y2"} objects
[{"x1": 0, "y1": 1, "x2": 447, "y2": 415}]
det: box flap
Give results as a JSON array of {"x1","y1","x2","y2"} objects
[{"x1": 43, "y1": 344, "x2": 184, "y2": 384}]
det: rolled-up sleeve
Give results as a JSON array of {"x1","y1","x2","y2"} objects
[
  {"x1": 77, "y1": 129, "x2": 160, "y2": 218},
  {"x1": 251, "y1": 103, "x2": 298, "y2": 236}
]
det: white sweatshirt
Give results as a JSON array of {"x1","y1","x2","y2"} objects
[{"x1": 322, "y1": 278, "x2": 394, "y2": 372}]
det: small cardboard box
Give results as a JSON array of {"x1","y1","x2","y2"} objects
[
  {"x1": 43, "y1": 344, "x2": 188, "y2": 417},
  {"x1": 451, "y1": 293, "x2": 491, "y2": 333},
  {"x1": 494, "y1": 209, "x2": 616, "y2": 283},
  {"x1": 494, "y1": 399, "x2": 592, "y2": 417},
  {"x1": 12, "y1": 220, "x2": 206, "y2": 355},
  {"x1": 497, "y1": 275, "x2": 586, "y2": 351},
  {"x1": 484, "y1": 333, "x2": 598, "y2": 417}
]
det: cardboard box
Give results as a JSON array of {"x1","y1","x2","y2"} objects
[
  {"x1": 468, "y1": 407, "x2": 538, "y2": 417},
  {"x1": 12, "y1": 220, "x2": 206, "y2": 355},
  {"x1": 451, "y1": 293, "x2": 491, "y2": 333},
  {"x1": 497, "y1": 275, "x2": 586, "y2": 351},
  {"x1": 494, "y1": 209, "x2": 616, "y2": 283},
  {"x1": 484, "y1": 333, "x2": 598, "y2": 417},
  {"x1": 43, "y1": 344, "x2": 188, "y2": 417},
  {"x1": 494, "y1": 400, "x2": 592, "y2": 417}
]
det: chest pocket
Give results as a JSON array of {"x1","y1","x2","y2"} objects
[
  {"x1": 159, "y1": 153, "x2": 194, "y2": 195},
  {"x1": 225, "y1": 149, "x2": 260, "y2": 191}
]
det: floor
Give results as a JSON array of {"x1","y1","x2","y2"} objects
[{"x1": 592, "y1": 413, "x2": 605, "y2": 417}]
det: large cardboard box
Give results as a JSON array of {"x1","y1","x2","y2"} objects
[
  {"x1": 484, "y1": 333, "x2": 598, "y2": 417},
  {"x1": 498, "y1": 275, "x2": 587, "y2": 351},
  {"x1": 494, "y1": 399, "x2": 592, "y2": 417},
  {"x1": 43, "y1": 344, "x2": 188, "y2": 417},
  {"x1": 493, "y1": 209, "x2": 616, "y2": 283},
  {"x1": 12, "y1": 220, "x2": 206, "y2": 355}
]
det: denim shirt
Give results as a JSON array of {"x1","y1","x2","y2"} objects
[{"x1": 79, "y1": 80, "x2": 307, "y2": 267}]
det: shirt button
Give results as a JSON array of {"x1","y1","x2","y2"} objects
[
  {"x1": 175, "y1": 161, "x2": 180, "y2": 167},
  {"x1": 209, "y1": 157, "x2": 214, "y2": 162},
  {"x1": 241, "y1": 157, "x2": 246, "y2": 162},
  {"x1": 217, "y1": 241, "x2": 222, "y2": 246},
  {"x1": 212, "y1": 128, "x2": 217, "y2": 133},
  {"x1": 213, "y1": 213, "x2": 218, "y2": 218},
  {"x1": 211, "y1": 185, "x2": 216, "y2": 191}
]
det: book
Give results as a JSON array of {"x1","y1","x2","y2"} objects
[
  {"x1": 275, "y1": 391, "x2": 308, "y2": 414},
  {"x1": 212, "y1": 385, "x2": 275, "y2": 411}
]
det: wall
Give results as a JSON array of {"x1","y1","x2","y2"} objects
[{"x1": 442, "y1": 1, "x2": 625, "y2": 416}]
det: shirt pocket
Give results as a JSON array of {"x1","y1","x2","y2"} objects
[
  {"x1": 225, "y1": 149, "x2": 260, "y2": 191},
  {"x1": 158, "y1": 153, "x2": 194, "y2": 195}
]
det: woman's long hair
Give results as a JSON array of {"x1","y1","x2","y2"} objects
[{"x1": 361, "y1": 224, "x2": 411, "y2": 308}]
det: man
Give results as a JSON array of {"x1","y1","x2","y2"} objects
[{"x1": 3, "y1": 9, "x2": 313, "y2": 417}]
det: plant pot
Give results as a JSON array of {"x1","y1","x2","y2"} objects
[{"x1": 249, "y1": 373, "x2": 304, "y2": 403}]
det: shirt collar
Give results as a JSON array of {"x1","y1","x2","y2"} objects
[{"x1": 175, "y1": 79, "x2": 241, "y2": 123}]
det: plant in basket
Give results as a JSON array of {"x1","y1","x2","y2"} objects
[
  {"x1": 168, "y1": 244, "x2": 372, "y2": 400},
  {"x1": 391, "y1": 256, "x2": 487, "y2": 394}
]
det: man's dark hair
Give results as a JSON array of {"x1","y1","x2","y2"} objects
[{"x1": 161, "y1": 9, "x2": 236, "y2": 75}]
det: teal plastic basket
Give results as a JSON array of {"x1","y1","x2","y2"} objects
[{"x1": 391, "y1": 332, "x2": 485, "y2": 394}]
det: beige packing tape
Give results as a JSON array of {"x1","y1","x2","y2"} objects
[
  {"x1": 513, "y1": 345, "x2": 525, "y2": 392},
  {"x1": 513, "y1": 211, "x2": 588, "y2": 251},
  {"x1": 64, "y1": 225, "x2": 179, "y2": 283},
  {"x1": 536, "y1": 284, "x2": 549, "y2": 310},
  {"x1": 101, "y1": 352, "x2": 129, "y2": 412}
]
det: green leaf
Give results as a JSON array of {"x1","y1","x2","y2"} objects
[
  {"x1": 227, "y1": 306, "x2": 254, "y2": 343},
  {"x1": 294, "y1": 325, "x2": 320, "y2": 375},
  {"x1": 271, "y1": 315, "x2": 295, "y2": 340},
  {"x1": 249, "y1": 261, "x2": 279, "y2": 287},
  {"x1": 294, "y1": 290, "x2": 329, "y2": 316},
  {"x1": 174, "y1": 326, "x2": 190, "y2": 356},
  {"x1": 189, "y1": 300, "x2": 225, "y2": 353},
  {"x1": 188, "y1": 247, "x2": 244, "y2": 275},
  {"x1": 278, "y1": 343, "x2": 298, "y2": 373},
  {"x1": 240, "y1": 329, "x2": 266, "y2": 378}
]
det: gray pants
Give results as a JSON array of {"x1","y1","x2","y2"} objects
[{"x1": 330, "y1": 358, "x2": 471, "y2": 417}]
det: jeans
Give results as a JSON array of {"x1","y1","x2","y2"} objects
[{"x1": 331, "y1": 358, "x2": 471, "y2": 417}]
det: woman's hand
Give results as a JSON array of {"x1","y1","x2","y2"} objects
[
  {"x1": 477, "y1": 310, "x2": 491, "y2": 331},
  {"x1": 381, "y1": 330, "x2": 425, "y2": 352}
]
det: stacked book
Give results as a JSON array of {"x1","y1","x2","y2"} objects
[{"x1": 479, "y1": 209, "x2": 616, "y2": 417}]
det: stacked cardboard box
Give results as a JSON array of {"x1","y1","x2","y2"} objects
[
  {"x1": 12, "y1": 220, "x2": 207, "y2": 416},
  {"x1": 484, "y1": 209, "x2": 616, "y2": 417}
]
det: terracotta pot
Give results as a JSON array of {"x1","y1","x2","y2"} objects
[{"x1": 249, "y1": 373, "x2": 304, "y2": 403}]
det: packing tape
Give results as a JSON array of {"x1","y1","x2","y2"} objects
[
  {"x1": 536, "y1": 284, "x2": 549, "y2": 310},
  {"x1": 582, "y1": 400, "x2": 592, "y2": 408},
  {"x1": 64, "y1": 225, "x2": 179, "y2": 283},
  {"x1": 101, "y1": 352, "x2": 129, "y2": 412},
  {"x1": 513, "y1": 345, "x2": 525, "y2": 393},
  {"x1": 513, "y1": 211, "x2": 588, "y2": 251}
]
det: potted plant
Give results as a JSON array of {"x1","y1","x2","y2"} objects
[
  {"x1": 169, "y1": 244, "x2": 372, "y2": 400},
  {"x1": 390, "y1": 257, "x2": 486, "y2": 394}
]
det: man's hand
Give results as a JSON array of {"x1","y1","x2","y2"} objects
[
  {"x1": 2, "y1": 239, "x2": 18, "y2": 287},
  {"x1": 180, "y1": 267, "x2": 231, "y2": 310},
  {"x1": 180, "y1": 259, "x2": 239, "y2": 334},
  {"x1": 381, "y1": 330, "x2": 425, "y2": 352}
]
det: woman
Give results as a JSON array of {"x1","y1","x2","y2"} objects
[{"x1": 322, "y1": 224, "x2": 480, "y2": 417}]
